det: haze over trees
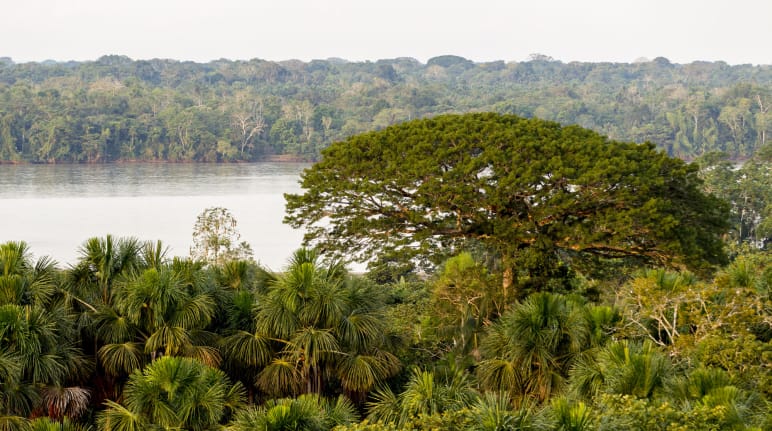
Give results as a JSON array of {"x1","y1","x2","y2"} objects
[{"x1": 0, "y1": 55, "x2": 770, "y2": 162}]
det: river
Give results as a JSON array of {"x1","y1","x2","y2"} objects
[{"x1": 0, "y1": 163, "x2": 311, "y2": 270}]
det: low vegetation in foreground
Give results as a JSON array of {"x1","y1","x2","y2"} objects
[{"x1": 0, "y1": 114, "x2": 770, "y2": 430}]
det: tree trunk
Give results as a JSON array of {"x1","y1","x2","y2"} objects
[{"x1": 502, "y1": 266, "x2": 514, "y2": 305}]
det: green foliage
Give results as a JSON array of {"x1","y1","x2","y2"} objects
[
  {"x1": 0, "y1": 58, "x2": 770, "y2": 162},
  {"x1": 594, "y1": 393, "x2": 765, "y2": 431},
  {"x1": 97, "y1": 356, "x2": 245, "y2": 431},
  {"x1": 546, "y1": 397, "x2": 594, "y2": 431},
  {"x1": 222, "y1": 248, "x2": 400, "y2": 401},
  {"x1": 468, "y1": 392, "x2": 536, "y2": 431},
  {"x1": 477, "y1": 292, "x2": 591, "y2": 402},
  {"x1": 428, "y1": 253, "x2": 502, "y2": 358},
  {"x1": 696, "y1": 146, "x2": 771, "y2": 247},
  {"x1": 29, "y1": 417, "x2": 92, "y2": 431},
  {"x1": 286, "y1": 113, "x2": 730, "y2": 287},
  {"x1": 227, "y1": 394, "x2": 357, "y2": 431},
  {"x1": 1, "y1": 237, "x2": 770, "y2": 430},
  {"x1": 616, "y1": 269, "x2": 700, "y2": 345},
  {"x1": 366, "y1": 367, "x2": 477, "y2": 428},
  {"x1": 615, "y1": 253, "x2": 772, "y2": 400}
]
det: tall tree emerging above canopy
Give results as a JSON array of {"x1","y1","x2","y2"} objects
[{"x1": 284, "y1": 113, "x2": 729, "y2": 283}]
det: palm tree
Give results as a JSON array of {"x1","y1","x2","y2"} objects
[
  {"x1": 599, "y1": 340, "x2": 671, "y2": 399},
  {"x1": 546, "y1": 397, "x2": 594, "y2": 431},
  {"x1": 477, "y1": 292, "x2": 590, "y2": 403},
  {"x1": 29, "y1": 417, "x2": 93, "y2": 431},
  {"x1": 40, "y1": 385, "x2": 90, "y2": 421},
  {"x1": 0, "y1": 415, "x2": 31, "y2": 431},
  {"x1": 82, "y1": 253, "x2": 221, "y2": 403},
  {"x1": 468, "y1": 392, "x2": 535, "y2": 431},
  {"x1": 98, "y1": 356, "x2": 245, "y2": 431},
  {"x1": 568, "y1": 340, "x2": 671, "y2": 400},
  {"x1": 139, "y1": 240, "x2": 169, "y2": 271},
  {"x1": 63, "y1": 236, "x2": 144, "y2": 401},
  {"x1": 245, "y1": 248, "x2": 400, "y2": 401},
  {"x1": 430, "y1": 252, "x2": 503, "y2": 360},
  {"x1": 0, "y1": 302, "x2": 88, "y2": 421},
  {"x1": 667, "y1": 367, "x2": 767, "y2": 429},
  {"x1": 114, "y1": 266, "x2": 220, "y2": 364},
  {"x1": 367, "y1": 367, "x2": 477, "y2": 427},
  {"x1": 0, "y1": 241, "x2": 58, "y2": 307},
  {"x1": 226, "y1": 394, "x2": 357, "y2": 431},
  {"x1": 68, "y1": 235, "x2": 142, "y2": 307}
]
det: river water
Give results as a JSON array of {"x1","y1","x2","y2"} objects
[{"x1": 0, "y1": 163, "x2": 311, "y2": 270}]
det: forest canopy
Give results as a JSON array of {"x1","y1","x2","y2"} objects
[
  {"x1": 0, "y1": 56, "x2": 770, "y2": 162},
  {"x1": 285, "y1": 113, "x2": 730, "y2": 286}
]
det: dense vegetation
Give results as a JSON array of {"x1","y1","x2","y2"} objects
[
  {"x1": 0, "y1": 55, "x2": 770, "y2": 162},
  {"x1": 286, "y1": 114, "x2": 730, "y2": 280},
  {"x1": 1, "y1": 114, "x2": 770, "y2": 430},
  {"x1": 0, "y1": 240, "x2": 769, "y2": 430}
]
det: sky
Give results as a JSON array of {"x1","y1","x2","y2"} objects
[{"x1": 2, "y1": 0, "x2": 771, "y2": 65}]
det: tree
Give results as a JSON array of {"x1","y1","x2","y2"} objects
[
  {"x1": 0, "y1": 242, "x2": 89, "y2": 423},
  {"x1": 697, "y1": 146, "x2": 771, "y2": 247},
  {"x1": 285, "y1": 113, "x2": 729, "y2": 294},
  {"x1": 97, "y1": 356, "x2": 245, "y2": 431},
  {"x1": 190, "y1": 207, "x2": 253, "y2": 266},
  {"x1": 248, "y1": 249, "x2": 399, "y2": 401},
  {"x1": 112, "y1": 266, "x2": 219, "y2": 365},
  {"x1": 477, "y1": 292, "x2": 590, "y2": 403},
  {"x1": 429, "y1": 252, "x2": 502, "y2": 359},
  {"x1": 226, "y1": 394, "x2": 357, "y2": 431},
  {"x1": 366, "y1": 367, "x2": 477, "y2": 428}
]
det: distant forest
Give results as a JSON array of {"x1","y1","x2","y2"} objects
[{"x1": 0, "y1": 54, "x2": 770, "y2": 163}]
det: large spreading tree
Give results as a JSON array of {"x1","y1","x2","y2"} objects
[{"x1": 285, "y1": 113, "x2": 729, "y2": 291}]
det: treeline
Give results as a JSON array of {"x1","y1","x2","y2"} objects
[{"x1": 0, "y1": 55, "x2": 770, "y2": 163}]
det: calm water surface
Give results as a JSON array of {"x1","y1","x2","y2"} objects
[{"x1": 0, "y1": 163, "x2": 311, "y2": 269}]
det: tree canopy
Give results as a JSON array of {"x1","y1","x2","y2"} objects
[
  {"x1": 0, "y1": 57, "x2": 770, "y2": 162},
  {"x1": 285, "y1": 113, "x2": 730, "y2": 282}
]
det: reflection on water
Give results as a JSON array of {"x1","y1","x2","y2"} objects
[{"x1": 0, "y1": 163, "x2": 310, "y2": 269}]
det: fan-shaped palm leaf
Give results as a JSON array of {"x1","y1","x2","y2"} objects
[
  {"x1": 169, "y1": 293, "x2": 215, "y2": 329},
  {"x1": 97, "y1": 400, "x2": 146, "y2": 431},
  {"x1": 98, "y1": 342, "x2": 145, "y2": 376},
  {"x1": 221, "y1": 330, "x2": 273, "y2": 369},
  {"x1": 548, "y1": 397, "x2": 594, "y2": 431},
  {"x1": 599, "y1": 340, "x2": 671, "y2": 399},
  {"x1": 255, "y1": 295, "x2": 300, "y2": 340},
  {"x1": 476, "y1": 358, "x2": 521, "y2": 395},
  {"x1": 337, "y1": 353, "x2": 388, "y2": 394},
  {"x1": 300, "y1": 281, "x2": 347, "y2": 328},
  {"x1": 365, "y1": 386, "x2": 401, "y2": 425},
  {"x1": 0, "y1": 415, "x2": 31, "y2": 431},
  {"x1": 141, "y1": 240, "x2": 169, "y2": 271},
  {"x1": 41, "y1": 385, "x2": 91, "y2": 420},
  {"x1": 29, "y1": 417, "x2": 92, "y2": 431},
  {"x1": 470, "y1": 392, "x2": 535, "y2": 431},
  {"x1": 182, "y1": 344, "x2": 222, "y2": 368},
  {"x1": 286, "y1": 327, "x2": 339, "y2": 370},
  {"x1": 337, "y1": 311, "x2": 383, "y2": 352},
  {"x1": 92, "y1": 306, "x2": 136, "y2": 344},
  {"x1": 256, "y1": 358, "x2": 302, "y2": 397},
  {"x1": 145, "y1": 324, "x2": 191, "y2": 357},
  {"x1": 323, "y1": 395, "x2": 359, "y2": 428}
]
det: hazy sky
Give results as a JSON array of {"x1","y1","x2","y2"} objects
[{"x1": 2, "y1": 0, "x2": 770, "y2": 65}]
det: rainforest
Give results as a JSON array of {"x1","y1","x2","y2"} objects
[
  {"x1": 1, "y1": 111, "x2": 770, "y2": 430},
  {"x1": 0, "y1": 55, "x2": 772, "y2": 431},
  {"x1": 0, "y1": 56, "x2": 770, "y2": 163}
]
